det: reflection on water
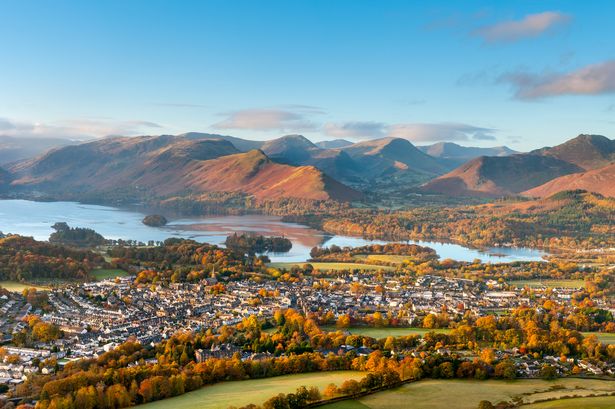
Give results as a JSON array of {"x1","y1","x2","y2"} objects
[{"x1": 0, "y1": 200, "x2": 546, "y2": 263}]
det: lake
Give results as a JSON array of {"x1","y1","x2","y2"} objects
[{"x1": 0, "y1": 199, "x2": 546, "y2": 263}]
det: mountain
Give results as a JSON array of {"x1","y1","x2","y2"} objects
[
  {"x1": 316, "y1": 139, "x2": 354, "y2": 149},
  {"x1": 422, "y1": 134, "x2": 615, "y2": 198},
  {"x1": 341, "y1": 137, "x2": 448, "y2": 176},
  {"x1": 523, "y1": 163, "x2": 615, "y2": 198},
  {"x1": 10, "y1": 134, "x2": 360, "y2": 202},
  {"x1": 531, "y1": 134, "x2": 615, "y2": 170},
  {"x1": 178, "y1": 132, "x2": 263, "y2": 152},
  {"x1": 167, "y1": 149, "x2": 361, "y2": 201},
  {"x1": 261, "y1": 134, "x2": 319, "y2": 163},
  {"x1": 421, "y1": 154, "x2": 582, "y2": 197},
  {"x1": 418, "y1": 142, "x2": 518, "y2": 168},
  {"x1": 261, "y1": 135, "x2": 363, "y2": 182},
  {"x1": 0, "y1": 135, "x2": 77, "y2": 165}
]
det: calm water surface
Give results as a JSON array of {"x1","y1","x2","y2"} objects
[{"x1": 0, "y1": 200, "x2": 546, "y2": 263}]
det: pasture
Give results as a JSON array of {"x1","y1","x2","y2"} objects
[
  {"x1": 91, "y1": 268, "x2": 130, "y2": 280},
  {"x1": 324, "y1": 378, "x2": 615, "y2": 409},
  {"x1": 582, "y1": 332, "x2": 615, "y2": 345},
  {"x1": 268, "y1": 262, "x2": 395, "y2": 272},
  {"x1": 0, "y1": 281, "x2": 50, "y2": 292},
  {"x1": 137, "y1": 371, "x2": 364, "y2": 409},
  {"x1": 508, "y1": 279, "x2": 585, "y2": 289},
  {"x1": 322, "y1": 326, "x2": 452, "y2": 339}
]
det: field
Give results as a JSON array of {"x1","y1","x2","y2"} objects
[
  {"x1": 322, "y1": 326, "x2": 451, "y2": 339},
  {"x1": 91, "y1": 268, "x2": 130, "y2": 280},
  {"x1": 323, "y1": 378, "x2": 615, "y2": 409},
  {"x1": 0, "y1": 281, "x2": 50, "y2": 292},
  {"x1": 582, "y1": 332, "x2": 615, "y2": 345},
  {"x1": 523, "y1": 396, "x2": 615, "y2": 408},
  {"x1": 137, "y1": 371, "x2": 364, "y2": 409},
  {"x1": 508, "y1": 279, "x2": 585, "y2": 289},
  {"x1": 268, "y1": 262, "x2": 395, "y2": 272},
  {"x1": 354, "y1": 254, "x2": 409, "y2": 264}
]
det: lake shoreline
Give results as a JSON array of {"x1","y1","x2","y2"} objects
[{"x1": 0, "y1": 199, "x2": 548, "y2": 263}]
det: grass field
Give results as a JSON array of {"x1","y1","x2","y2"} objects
[
  {"x1": 0, "y1": 281, "x2": 50, "y2": 292},
  {"x1": 508, "y1": 279, "x2": 585, "y2": 289},
  {"x1": 354, "y1": 254, "x2": 410, "y2": 265},
  {"x1": 322, "y1": 326, "x2": 452, "y2": 339},
  {"x1": 323, "y1": 378, "x2": 615, "y2": 409},
  {"x1": 91, "y1": 268, "x2": 130, "y2": 280},
  {"x1": 268, "y1": 262, "x2": 395, "y2": 272},
  {"x1": 582, "y1": 332, "x2": 615, "y2": 345},
  {"x1": 137, "y1": 371, "x2": 364, "y2": 409},
  {"x1": 522, "y1": 396, "x2": 615, "y2": 408}
]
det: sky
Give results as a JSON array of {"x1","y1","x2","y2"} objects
[{"x1": 1, "y1": 0, "x2": 614, "y2": 151}]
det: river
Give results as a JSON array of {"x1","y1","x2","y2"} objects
[{"x1": 0, "y1": 200, "x2": 546, "y2": 262}]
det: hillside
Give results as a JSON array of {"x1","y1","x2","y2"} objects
[
  {"x1": 160, "y1": 149, "x2": 361, "y2": 201},
  {"x1": 421, "y1": 154, "x2": 581, "y2": 197},
  {"x1": 532, "y1": 134, "x2": 615, "y2": 170},
  {"x1": 10, "y1": 134, "x2": 360, "y2": 202},
  {"x1": 523, "y1": 163, "x2": 615, "y2": 198}
]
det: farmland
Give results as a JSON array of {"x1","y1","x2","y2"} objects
[
  {"x1": 268, "y1": 262, "x2": 395, "y2": 271},
  {"x1": 91, "y1": 268, "x2": 130, "y2": 280},
  {"x1": 508, "y1": 279, "x2": 585, "y2": 289},
  {"x1": 323, "y1": 378, "x2": 615, "y2": 409},
  {"x1": 322, "y1": 326, "x2": 452, "y2": 339},
  {"x1": 137, "y1": 371, "x2": 364, "y2": 409}
]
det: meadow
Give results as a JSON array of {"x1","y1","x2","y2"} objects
[
  {"x1": 0, "y1": 281, "x2": 49, "y2": 292},
  {"x1": 137, "y1": 371, "x2": 364, "y2": 409},
  {"x1": 90, "y1": 268, "x2": 130, "y2": 280},
  {"x1": 522, "y1": 396, "x2": 615, "y2": 408},
  {"x1": 322, "y1": 326, "x2": 452, "y2": 339},
  {"x1": 508, "y1": 279, "x2": 585, "y2": 289},
  {"x1": 323, "y1": 378, "x2": 615, "y2": 409},
  {"x1": 268, "y1": 262, "x2": 395, "y2": 271},
  {"x1": 582, "y1": 332, "x2": 615, "y2": 345}
]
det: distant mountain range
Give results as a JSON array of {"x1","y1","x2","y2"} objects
[
  {"x1": 8, "y1": 135, "x2": 360, "y2": 202},
  {"x1": 418, "y1": 142, "x2": 518, "y2": 168},
  {"x1": 3, "y1": 131, "x2": 613, "y2": 202},
  {"x1": 0, "y1": 135, "x2": 77, "y2": 165},
  {"x1": 422, "y1": 134, "x2": 615, "y2": 198}
]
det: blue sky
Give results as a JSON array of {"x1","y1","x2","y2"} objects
[{"x1": 1, "y1": 0, "x2": 614, "y2": 150}]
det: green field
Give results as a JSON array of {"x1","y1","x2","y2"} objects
[
  {"x1": 323, "y1": 378, "x2": 615, "y2": 409},
  {"x1": 0, "y1": 281, "x2": 50, "y2": 292},
  {"x1": 322, "y1": 326, "x2": 452, "y2": 339},
  {"x1": 582, "y1": 332, "x2": 615, "y2": 345},
  {"x1": 522, "y1": 396, "x2": 615, "y2": 408},
  {"x1": 91, "y1": 268, "x2": 130, "y2": 280},
  {"x1": 137, "y1": 371, "x2": 364, "y2": 409},
  {"x1": 268, "y1": 262, "x2": 395, "y2": 272},
  {"x1": 508, "y1": 279, "x2": 585, "y2": 289},
  {"x1": 354, "y1": 254, "x2": 410, "y2": 265}
]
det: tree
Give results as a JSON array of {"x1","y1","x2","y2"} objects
[
  {"x1": 323, "y1": 383, "x2": 338, "y2": 398},
  {"x1": 477, "y1": 401, "x2": 495, "y2": 409},
  {"x1": 494, "y1": 360, "x2": 516, "y2": 380}
]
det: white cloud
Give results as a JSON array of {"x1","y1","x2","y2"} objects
[
  {"x1": 473, "y1": 11, "x2": 570, "y2": 43},
  {"x1": 500, "y1": 60, "x2": 615, "y2": 99},
  {"x1": 323, "y1": 121, "x2": 496, "y2": 142},
  {"x1": 388, "y1": 123, "x2": 496, "y2": 142},
  {"x1": 213, "y1": 109, "x2": 316, "y2": 132},
  {"x1": 0, "y1": 117, "x2": 163, "y2": 140},
  {"x1": 323, "y1": 121, "x2": 387, "y2": 138}
]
